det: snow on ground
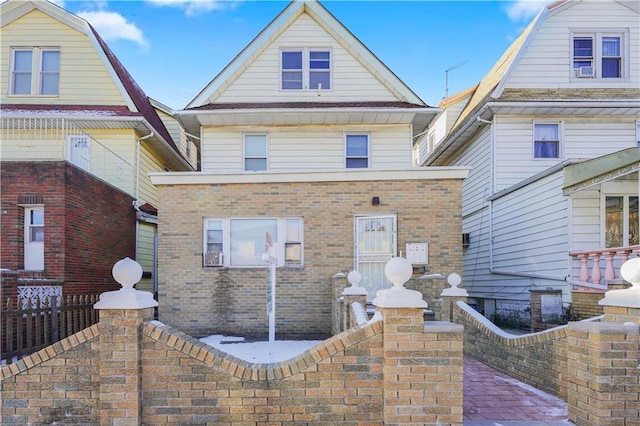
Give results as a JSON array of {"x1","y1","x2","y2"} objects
[{"x1": 199, "y1": 335, "x2": 322, "y2": 363}]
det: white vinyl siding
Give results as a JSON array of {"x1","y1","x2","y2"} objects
[
  {"x1": 491, "y1": 172, "x2": 569, "y2": 291},
  {"x1": 494, "y1": 116, "x2": 637, "y2": 191},
  {"x1": 1, "y1": 9, "x2": 126, "y2": 105},
  {"x1": 211, "y1": 13, "x2": 397, "y2": 103},
  {"x1": 504, "y1": 1, "x2": 639, "y2": 89},
  {"x1": 200, "y1": 125, "x2": 412, "y2": 172}
]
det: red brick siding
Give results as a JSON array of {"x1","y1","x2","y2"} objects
[{"x1": 0, "y1": 161, "x2": 135, "y2": 297}]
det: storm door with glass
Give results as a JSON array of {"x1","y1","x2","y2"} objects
[{"x1": 354, "y1": 215, "x2": 397, "y2": 300}]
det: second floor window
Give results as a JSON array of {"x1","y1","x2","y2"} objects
[
  {"x1": 244, "y1": 134, "x2": 267, "y2": 171},
  {"x1": 346, "y1": 134, "x2": 369, "y2": 168},
  {"x1": 572, "y1": 32, "x2": 624, "y2": 79},
  {"x1": 533, "y1": 123, "x2": 560, "y2": 159},
  {"x1": 11, "y1": 48, "x2": 60, "y2": 95},
  {"x1": 281, "y1": 49, "x2": 331, "y2": 90}
]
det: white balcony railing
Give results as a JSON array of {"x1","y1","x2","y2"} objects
[
  {"x1": 1, "y1": 117, "x2": 133, "y2": 194},
  {"x1": 569, "y1": 245, "x2": 640, "y2": 291}
]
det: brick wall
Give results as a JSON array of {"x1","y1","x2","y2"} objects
[
  {"x1": 156, "y1": 178, "x2": 463, "y2": 336},
  {"x1": 1, "y1": 305, "x2": 465, "y2": 425},
  {"x1": 453, "y1": 301, "x2": 569, "y2": 401},
  {"x1": 0, "y1": 161, "x2": 135, "y2": 296},
  {"x1": 571, "y1": 291, "x2": 605, "y2": 320},
  {"x1": 566, "y1": 321, "x2": 640, "y2": 425},
  {"x1": 0, "y1": 325, "x2": 101, "y2": 424}
]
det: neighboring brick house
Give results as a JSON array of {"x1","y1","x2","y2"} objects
[
  {"x1": 0, "y1": 0, "x2": 195, "y2": 303},
  {"x1": 151, "y1": 0, "x2": 468, "y2": 336},
  {"x1": 416, "y1": 0, "x2": 640, "y2": 321}
]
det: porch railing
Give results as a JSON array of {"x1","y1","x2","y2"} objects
[
  {"x1": 1, "y1": 294, "x2": 99, "y2": 365},
  {"x1": 0, "y1": 117, "x2": 133, "y2": 194},
  {"x1": 569, "y1": 245, "x2": 640, "y2": 290}
]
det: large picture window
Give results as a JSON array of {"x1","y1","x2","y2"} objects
[
  {"x1": 10, "y1": 48, "x2": 60, "y2": 95},
  {"x1": 281, "y1": 48, "x2": 331, "y2": 90},
  {"x1": 204, "y1": 218, "x2": 303, "y2": 267}
]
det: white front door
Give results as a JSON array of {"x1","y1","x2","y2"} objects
[
  {"x1": 67, "y1": 135, "x2": 90, "y2": 171},
  {"x1": 355, "y1": 215, "x2": 397, "y2": 299},
  {"x1": 24, "y1": 207, "x2": 44, "y2": 271}
]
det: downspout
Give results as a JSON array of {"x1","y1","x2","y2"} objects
[{"x1": 475, "y1": 117, "x2": 496, "y2": 273}]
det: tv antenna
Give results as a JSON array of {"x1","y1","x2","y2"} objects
[{"x1": 445, "y1": 60, "x2": 467, "y2": 99}]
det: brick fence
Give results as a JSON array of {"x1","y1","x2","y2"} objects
[
  {"x1": 1, "y1": 304, "x2": 464, "y2": 425},
  {"x1": 452, "y1": 299, "x2": 639, "y2": 425}
]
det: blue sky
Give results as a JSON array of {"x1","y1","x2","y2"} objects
[{"x1": 52, "y1": 0, "x2": 548, "y2": 109}]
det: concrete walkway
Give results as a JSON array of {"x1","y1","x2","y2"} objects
[{"x1": 464, "y1": 356, "x2": 576, "y2": 425}]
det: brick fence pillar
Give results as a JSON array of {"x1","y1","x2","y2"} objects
[
  {"x1": 438, "y1": 273, "x2": 468, "y2": 322},
  {"x1": 374, "y1": 257, "x2": 464, "y2": 425},
  {"x1": 97, "y1": 308, "x2": 154, "y2": 425},
  {"x1": 566, "y1": 321, "x2": 639, "y2": 425},
  {"x1": 378, "y1": 307, "x2": 464, "y2": 425},
  {"x1": 94, "y1": 257, "x2": 158, "y2": 426}
]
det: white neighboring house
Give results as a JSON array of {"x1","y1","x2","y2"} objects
[{"x1": 417, "y1": 0, "x2": 640, "y2": 318}]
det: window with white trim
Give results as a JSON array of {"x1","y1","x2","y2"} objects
[
  {"x1": 572, "y1": 31, "x2": 626, "y2": 79},
  {"x1": 204, "y1": 218, "x2": 303, "y2": 267},
  {"x1": 24, "y1": 206, "x2": 45, "y2": 271},
  {"x1": 346, "y1": 134, "x2": 369, "y2": 168},
  {"x1": 244, "y1": 134, "x2": 267, "y2": 171},
  {"x1": 281, "y1": 49, "x2": 331, "y2": 90},
  {"x1": 10, "y1": 48, "x2": 60, "y2": 95},
  {"x1": 533, "y1": 123, "x2": 560, "y2": 159}
]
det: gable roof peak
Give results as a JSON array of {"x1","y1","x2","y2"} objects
[{"x1": 186, "y1": 0, "x2": 425, "y2": 109}]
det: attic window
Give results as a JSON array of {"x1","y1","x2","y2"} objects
[
  {"x1": 571, "y1": 31, "x2": 626, "y2": 79},
  {"x1": 10, "y1": 48, "x2": 60, "y2": 95},
  {"x1": 281, "y1": 49, "x2": 331, "y2": 90}
]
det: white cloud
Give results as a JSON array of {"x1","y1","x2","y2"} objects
[
  {"x1": 77, "y1": 10, "x2": 148, "y2": 47},
  {"x1": 505, "y1": 0, "x2": 548, "y2": 22},
  {"x1": 146, "y1": 0, "x2": 243, "y2": 16}
]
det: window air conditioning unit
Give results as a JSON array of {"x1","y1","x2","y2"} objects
[
  {"x1": 576, "y1": 66, "x2": 594, "y2": 78},
  {"x1": 204, "y1": 251, "x2": 223, "y2": 267}
]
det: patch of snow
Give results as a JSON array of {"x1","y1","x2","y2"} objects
[
  {"x1": 149, "y1": 320, "x2": 165, "y2": 327},
  {"x1": 199, "y1": 335, "x2": 322, "y2": 363}
]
